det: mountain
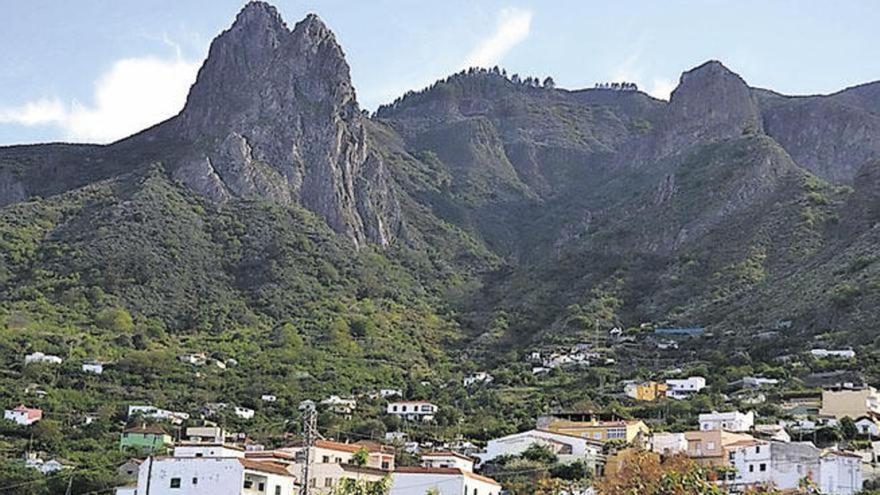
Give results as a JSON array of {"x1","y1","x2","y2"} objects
[{"x1": 0, "y1": 3, "x2": 880, "y2": 478}]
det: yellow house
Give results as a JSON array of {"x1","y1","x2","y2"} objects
[
  {"x1": 624, "y1": 381, "x2": 668, "y2": 402},
  {"x1": 538, "y1": 414, "x2": 650, "y2": 444},
  {"x1": 819, "y1": 387, "x2": 880, "y2": 419}
]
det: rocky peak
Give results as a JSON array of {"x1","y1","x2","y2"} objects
[
  {"x1": 167, "y1": 3, "x2": 399, "y2": 247},
  {"x1": 656, "y1": 60, "x2": 763, "y2": 155}
]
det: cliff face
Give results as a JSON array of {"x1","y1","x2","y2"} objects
[{"x1": 168, "y1": 2, "x2": 400, "y2": 247}]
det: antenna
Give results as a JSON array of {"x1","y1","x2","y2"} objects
[{"x1": 299, "y1": 401, "x2": 321, "y2": 495}]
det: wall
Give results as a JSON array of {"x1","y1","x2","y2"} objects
[{"x1": 136, "y1": 457, "x2": 244, "y2": 495}]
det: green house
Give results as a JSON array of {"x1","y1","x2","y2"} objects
[{"x1": 120, "y1": 424, "x2": 173, "y2": 453}]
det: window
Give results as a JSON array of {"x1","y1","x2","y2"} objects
[
  {"x1": 310, "y1": 479, "x2": 317, "y2": 487},
  {"x1": 170, "y1": 478, "x2": 181, "y2": 488},
  {"x1": 706, "y1": 442, "x2": 716, "y2": 451},
  {"x1": 335, "y1": 457, "x2": 342, "y2": 464},
  {"x1": 392, "y1": 405, "x2": 398, "y2": 412},
  {"x1": 195, "y1": 453, "x2": 203, "y2": 458},
  {"x1": 593, "y1": 432, "x2": 602, "y2": 440},
  {"x1": 258, "y1": 482, "x2": 265, "y2": 491},
  {"x1": 755, "y1": 446, "x2": 761, "y2": 454},
  {"x1": 275, "y1": 487, "x2": 282, "y2": 495},
  {"x1": 402, "y1": 405, "x2": 408, "y2": 412},
  {"x1": 244, "y1": 480, "x2": 254, "y2": 489},
  {"x1": 607, "y1": 428, "x2": 626, "y2": 439},
  {"x1": 382, "y1": 461, "x2": 390, "y2": 469},
  {"x1": 759, "y1": 463, "x2": 766, "y2": 472},
  {"x1": 325, "y1": 478, "x2": 334, "y2": 487},
  {"x1": 473, "y1": 488, "x2": 478, "y2": 495},
  {"x1": 192, "y1": 477, "x2": 198, "y2": 485},
  {"x1": 323, "y1": 456, "x2": 330, "y2": 463},
  {"x1": 749, "y1": 465, "x2": 754, "y2": 473},
  {"x1": 421, "y1": 405, "x2": 433, "y2": 412}
]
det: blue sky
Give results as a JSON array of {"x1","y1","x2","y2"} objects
[{"x1": 1, "y1": 0, "x2": 878, "y2": 145}]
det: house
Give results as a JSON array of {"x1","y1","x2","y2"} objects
[
  {"x1": 277, "y1": 439, "x2": 394, "y2": 493},
  {"x1": 811, "y1": 348, "x2": 856, "y2": 359},
  {"x1": 654, "y1": 327, "x2": 705, "y2": 336},
  {"x1": 379, "y1": 388, "x2": 403, "y2": 398},
  {"x1": 4, "y1": 405, "x2": 43, "y2": 426},
  {"x1": 174, "y1": 442, "x2": 246, "y2": 458},
  {"x1": 855, "y1": 416, "x2": 880, "y2": 437},
  {"x1": 726, "y1": 438, "x2": 772, "y2": 492},
  {"x1": 536, "y1": 413, "x2": 650, "y2": 444},
  {"x1": 742, "y1": 376, "x2": 779, "y2": 388},
  {"x1": 421, "y1": 452, "x2": 475, "y2": 472},
  {"x1": 481, "y1": 429, "x2": 603, "y2": 470},
  {"x1": 117, "y1": 459, "x2": 143, "y2": 482},
  {"x1": 234, "y1": 406, "x2": 255, "y2": 420},
  {"x1": 135, "y1": 456, "x2": 296, "y2": 495},
  {"x1": 186, "y1": 425, "x2": 227, "y2": 443},
  {"x1": 820, "y1": 386, "x2": 880, "y2": 419},
  {"x1": 24, "y1": 352, "x2": 63, "y2": 365},
  {"x1": 385, "y1": 431, "x2": 408, "y2": 443},
  {"x1": 656, "y1": 340, "x2": 679, "y2": 350},
  {"x1": 128, "y1": 405, "x2": 190, "y2": 424},
  {"x1": 699, "y1": 411, "x2": 754, "y2": 432},
  {"x1": 391, "y1": 467, "x2": 501, "y2": 495},
  {"x1": 463, "y1": 372, "x2": 494, "y2": 387},
  {"x1": 261, "y1": 394, "x2": 277, "y2": 403},
  {"x1": 649, "y1": 432, "x2": 687, "y2": 455},
  {"x1": 624, "y1": 381, "x2": 668, "y2": 402},
  {"x1": 25, "y1": 454, "x2": 69, "y2": 474},
  {"x1": 769, "y1": 442, "x2": 862, "y2": 495},
  {"x1": 120, "y1": 424, "x2": 173, "y2": 453},
  {"x1": 178, "y1": 352, "x2": 208, "y2": 365},
  {"x1": 683, "y1": 430, "x2": 754, "y2": 467},
  {"x1": 321, "y1": 396, "x2": 357, "y2": 415},
  {"x1": 387, "y1": 401, "x2": 438, "y2": 422},
  {"x1": 665, "y1": 377, "x2": 707, "y2": 400},
  {"x1": 82, "y1": 361, "x2": 104, "y2": 374},
  {"x1": 752, "y1": 424, "x2": 791, "y2": 443}
]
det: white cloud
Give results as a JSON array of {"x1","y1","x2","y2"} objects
[
  {"x1": 647, "y1": 77, "x2": 677, "y2": 101},
  {"x1": 461, "y1": 8, "x2": 533, "y2": 69},
  {"x1": 0, "y1": 54, "x2": 200, "y2": 144},
  {"x1": 608, "y1": 53, "x2": 678, "y2": 101}
]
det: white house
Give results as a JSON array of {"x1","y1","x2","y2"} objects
[
  {"x1": 699, "y1": 411, "x2": 754, "y2": 432},
  {"x1": 234, "y1": 406, "x2": 255, "y2": 420},
  {"x1": 260, "y1": 395, "x2": 277, "y2": 403},
  {"x1": 421, "y1": 452, "x2": 475, "y2": 472},
  {"x1": 82, "y1": 361, "x2": 104, "y2": 374},
  {"x1": 649, "y1": 432, "x2": 687, "y2": 455},
  {"x1": 727, "y1": 438, "x2": 772, "y2": 492},
  {"x1": 743, "y1": 376, "x2": 779, "y2": 388},
  {"x1": 818, "y1": 451, "x2": 862, "y2": 495},
  {"x1": 178, "y1": 352, "x2": 208, "y2": 365},
  {"x1": 321, "y1": 396, "x2": 357, "y2": 415},
  {"x1": 855, "y1": 416, "x2": 880, "y2": 437},
  {"x1": 25, "y1": 352, "x2": 62, "y2": 365},
  {"x1": 4, "y1": 405, "x2": 42, "y2": 425},
  {"x1": 769, "y1": 442, "x2": 862, "y2": 495},
  {"x1": 387, "y1": 401, "x2": 438, "y2": 422},
  {"x1": 379, "y1": 389, "x2": 403, "y2": 398},
  {"x1": 186, "y1": 426, "x2": 227, "y2": 443},
  {"x1": 26, "y1": 457, "x2": 68, "y2": 474},
  {"x1": 665, "y1": 377, "x2": 707, "y2": 400},
  {"x1": 481, "y1": 429, "x2": 602, "y2": 470},
  {"x1": 128, "y1": 405, "x2": 190, "y2": 424},
  {"x1": 811, "y1": 349, "x2": 856, "y2": 359},
  {"x1": 391, "y1": 467, "x2": 501, "y2": 495},
  {"x1": 136, "y1": 456, "x2": 296, "y2": 495},
  {"x1": 463, "y1": 372, "x2": 494, "y2": 387}
]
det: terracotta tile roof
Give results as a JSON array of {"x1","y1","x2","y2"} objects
[
  {"x1": 533, "y1": 429, "x2": 604, "y2": 444},
  {"x1": 123, "y1": 424, "x2": 167, "y2": 436},
  {"x1": 340, "y1": 463, "x2": 390, "y2": 476},
  {"x1": 246, "y1": 450, "x2": 298, "y2": 461},
  {"x1": 394, "y1": 467, "x2": 500, "y2": 486},
  {"x1": 239, "y1": 458, "x2": 296, "y2": 477}
]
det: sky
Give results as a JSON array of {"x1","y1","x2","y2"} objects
[{"x1": 1, "y1": 1, "x2": 878, "y2": 145}]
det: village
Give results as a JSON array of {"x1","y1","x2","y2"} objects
[{"x1": 4, "y1": 332, "x2": 879, "y2": 495}]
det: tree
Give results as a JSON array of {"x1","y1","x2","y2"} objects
[
  {"x1": 521, "y1": 444, "x2": 557, "y2": 464},
  {"x1": 332, "y1": 476, "x2": 391, "y2": 495},
  {"x1": 352, "y1": 447, "x2": 369, "y2": 467},
  {"x1": 840, "y1": 416, "x2": 858, "y2": 439},
  {"x1": 96, "y1": 307, "x2": 134, "y2": 333},
  {"x1": 542, "y1": 77, "x2": 556, "y2": 89},
  {"x1": 596, "y1": 452, "x2": 724, "y2": 495}
]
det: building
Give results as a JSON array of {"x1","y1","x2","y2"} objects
[
  {"x1": 726, "y1": 438, "x2": 772, "y2": 492},
  {"x1": 234, "y1": 406, "x2": 255, "y2": 420},
  {"x1": 699, "y1": 411, "x2": 755, "y2": 432},
  {"x1": 742, "y1": 376, "x2": 779, "y2": 388},
  {"x1": 261, "y1": 394, "x2": 277, "y2": 403},
  {"x1": 391, "y1": 467, "x2": 501, "y2": 495},
  {"x1": 624, "y1": 381, "x2": 668, "y2": 402},
  {"x1": 752, "y1": 424, "x2": 791, "y2": 443},
  {"x1": 120, "y1": 424, "x2": 173, "y2": 453},
  {"x1": 179, "y1": 352, "x2": 208, "y2": 365},
  {"x1": 654, "y1": 327, "x2": 705, "y2": 336},
  {"x1": 174, "y1": 443, "x2": 245, "y2": 458},
  {"x1": 186, "y1": 425, "x2": 227, "y2": 443},
  {"x1": 379, "y1": 389, "x2": 403, "y2": 398},
  {"x1": 769, "y1": 442, "x2": 862, "y2": 495},
  {"x1": 820, "y1": 387, "x2": 880, "y2": 419},
  {"x1": 683, "y1": 430, "x2": 754, "y2": 467},
  {"x1": 24, "y1": 453, "x2": 69, "y2": 474},
  {"x1": 421, "y1": 452, "x2": 475, "y2": 472},
  {"x1": 463, "y1": 372, "x2": 494, "y2": 387},
  {"x1": 387, "y1": 401, "x2": 438, "y2": 422},
  {"x1": 277, "y1": 439, "x2": 393, "y2": 493},
  {"x1": 665, "y1": 377, "x2": 707, "y2": 400},
  {"x1": 321, "y1": 396, "x2": 357, "y2": 415},
  {"x1": 4, "y1": 405, "x2": 42, "y2": 426},
  {"x1": 537, "y1": 413, "x2": 650, "y2": 444},
  {"x1": 135, "y1": 456, "x2": 296, "y2": 495},
  {"x1": 82, "y1": 361, "x2": 104, "y2": 374},
  {"x1": 481, "y1": 429, "x2": 603, "y2": 469},
  {"x1": 811, "y1": 349, "x2": 856, "y2": 359},
  {"x1": 117, "y1": 459, "x2": 143, "y2": 482},
  {"x1": 649, "y1": 432, "x2": 687, "y2": 455},
  {"x1": 24, "y1": 352, "x2": 63, "y2": 365},
  {"x1": 855, "y1": 416, "x2": 880, "y2": 437},
  {"x1": 128, "y1": 405, "x2": 190, "y2": 424}
]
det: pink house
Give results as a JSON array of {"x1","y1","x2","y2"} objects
[{"x1": 4, "y1": 405, "x2": 43, "y2": 425}]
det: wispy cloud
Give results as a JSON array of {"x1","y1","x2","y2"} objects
[
  {"x1": 0, "y1": 53, "x2": 200, "y2": 144},
  {"x1": 461, "y1": 7, "x2": 533, "y2": 69},
  {"x1": 608, "y1": 50, "x2": 678, "y2": 101}
]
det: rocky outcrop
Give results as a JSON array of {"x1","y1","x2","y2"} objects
[{"x1": 168, "y1": 1, "x2": 400, "y2": 246}]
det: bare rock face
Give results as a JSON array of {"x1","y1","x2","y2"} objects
[{"x1": 169, "y1": 2, "x2": 400, "y2": 247}]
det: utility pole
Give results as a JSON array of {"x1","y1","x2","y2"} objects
[{"x1": 299, "y1": 401, "x2": 320, "y2": 495}]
